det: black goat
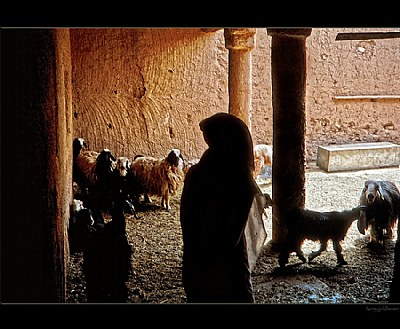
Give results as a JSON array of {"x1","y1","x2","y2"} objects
[
  {"x1": 93, "y1": 148, "x2": 118, "y2": 207},
  {"x1": 113, "y1": 156, "x2": 142, "y2": 219},
  {"x1": 76, "y1": 148, "x2": 118, "y2": 223},
  {"x1": 279, "y1": 205, "x2": 367, "y2": 267},
  {"x1": 389, "y1": 223, "x2": 400, "y2": 302},
  {"x1": 72, "y1": 138, "x2": 142, "y2": 219},
  {"x1": 73, "y1": 139, "x2": 117, "y2": 214},
  {"x1": 263, "y1": 193, "x2": 273, "y2": 209},
  {"x1": 68, "y1": 205, "x2": 102, "y2": 254},
  {"x1": 72, "y1": 195, "x2": 133, "y2": 302},
  {"x1": 357, "y1": 180, "x2": 400, "y2": 247}
]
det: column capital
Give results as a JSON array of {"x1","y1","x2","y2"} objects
[
  {"x1": 224, "y1": 28, "x2": 257, "y2": 50},
  {"x1": 200, "y1": 28, "x2": 223, "y2": 33},
  {"x1": 267, "y1": 28, "x2": 312, "y2": 39}
]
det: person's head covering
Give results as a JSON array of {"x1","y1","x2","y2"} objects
[{"x1": 199, "y1": 112, "x2": 255, "y2": 172}]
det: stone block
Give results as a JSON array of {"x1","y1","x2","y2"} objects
[{"x1": 317, "y1": 142, "x2": 400, "y2": 172}]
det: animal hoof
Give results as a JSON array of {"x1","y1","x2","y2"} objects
[
  {"x1": 367, "y1": 241, "x2": 385, "y2": 249},
  {"x1": 278, "y1": 259, "x2": 288, "y2": 268}
]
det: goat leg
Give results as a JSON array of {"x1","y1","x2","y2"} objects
[
  {"x1": 367, "y1": 224, "x2": 384, "y2": 248},
  {"x1": 143, "y1": 193, "x2": 152, "y2": 204},
  {"x1": 308, "y1": 240, "x2": 328, "y2": 263},
  {"x1": 161, "y1": 194, "x2": 170, "y2": 211},
  {"x1": 278, "y1": 250, "x2": 289, "y2": 267},
  {"x1": 295, "y1": 246, "x2": 307, "y2": 263},
  {"x1": 278, "y1": 243, "x2": 290, "y2": 267},
  {"x1": 385, "y1": 219, "x2": 396, "y2": 239},
  {"x1": 333, "y1": 240, "x2": 347, "y2": 266},
  {"x1": 123, "y1": 199, "x2": 142, "y2": 219}
]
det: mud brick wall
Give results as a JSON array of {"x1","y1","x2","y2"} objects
[
  {"x1": 71, "y1": 28, "x2": 400, "y2": 161},
  {"x1": 306, "y1": 28, "x2": 400, "y2": 155}
]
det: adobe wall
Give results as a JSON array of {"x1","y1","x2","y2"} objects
[
  {"x1": 251, "y1": 28, "x2": 400, "y2": 157},
  {"x1": 305, "y1": 28, "x2": 400, "y2": 157},
  {"x1": 71, "y1": 28, "x2": 400, "y2": 161},
  {"x1": 71, "y1": 28, "x2": 228, "y2": 160}
]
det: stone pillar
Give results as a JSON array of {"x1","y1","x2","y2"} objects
[
  {"x1": 267, "y1": 28, "x2": 312, "y2": 246},
  {"x1": 224, "y1": 28, "x2": 256, "y2": 129},
  {"x1": 1, "y1": 28, "x2": 73, "y2": 302},
  {"x1": 54, "y1": 28, "x2": 74, "y2": 302}
]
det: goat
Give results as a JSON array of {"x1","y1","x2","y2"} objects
[
  {"x1": 68, "y1": 201, "x2": 99, "y2": 254},
  {"x1": 113, "y1": 156, "x2": 142, "y2": 219},
  {"x1": 127, "y1": 149, "x2": 185, "y2": 210},
  {"x1": 72, "y1": 195, "x2": 133, "y2": 302},
  {"x1": 263, "y1": 192, "x2": 273, "y2": 209},
  {"x1": 73, "y1": 136, "x2": 117, "y2": 192},
  {"x1": 72, "y1": 138, "x2": 120, "y2": 216},
  {"x1": 253, "y1": 144, "x2": 273, "y2": 179},
  {"x1": 262, "y1": 192, "x2": 273, "y2": 218},
  {"x1": 357, "y1": 180, "x2": 400, "y2": 247},
  {"x1": 70, "y1": 198, "x2": 85, "y2": 218},
  {"x1": 86, "y1": 149, "x2": 118, "y2": 217},
  {"x1": 73, "y1": 137, "x2": 90, "y2": 188},
  {"x1": 183, "y1": 158, "x2": 200, "y2": 175},
  {"x1": 279, "y1": 205, "x2": 367, "y2": 267},
  {"x1": 73, "y1": 138, "x2": 88, "y2": 165},
  {"x1": 115, "y1": 157, "x2": 131, "y2": 178},
  {"x1": 390, "y1": 223, "x2": 400, "y2": 302}
]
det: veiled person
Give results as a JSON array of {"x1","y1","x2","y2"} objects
[{"x1": 180, "y1": 112, "x2": 267, "y2": 303}]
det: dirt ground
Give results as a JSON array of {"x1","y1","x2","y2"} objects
[{"x1": 66, "y1": 163, "x2": 400, "y2": 306}]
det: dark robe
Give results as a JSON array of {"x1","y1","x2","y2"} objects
[{"x1": 180, "y1": 112, "x2": 263, "y2": 303}]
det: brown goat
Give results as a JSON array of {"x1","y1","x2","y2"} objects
[{"x1": 128, "y1": 149, "x2": 185, "y2": 210}]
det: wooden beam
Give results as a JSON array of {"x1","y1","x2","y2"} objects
[
  {"x1": 333, "y1": 95, "x2": 400, "y2": 100},
  {"x1": 336, "y1": 32, "x2": 400, "y2": 41}
]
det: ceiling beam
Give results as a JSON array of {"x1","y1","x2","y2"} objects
[{"x1": 336, "y1": 32, "x2": 400, "y2": 40}]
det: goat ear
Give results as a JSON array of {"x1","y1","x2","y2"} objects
[
  {"x1": 377, "y1": 187, "x2": 385, "y2": 201},
  {"x1": 361, "y1": 185, "x2": 367, "y2": 198},
  {"x1": 357, "y1": 210, "x2": 367, "y2": 235}
]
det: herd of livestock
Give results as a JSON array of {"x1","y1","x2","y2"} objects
[{"x1": 68, "y1": 137, "x2": 400, "y2": 303}]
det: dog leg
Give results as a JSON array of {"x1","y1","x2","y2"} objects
[
  {"x1": 333, "y1": 240, "x2": 347, "y2": 266},
  {"x1": 308, "y1": 240, "x2": 327, "y2": 263}
]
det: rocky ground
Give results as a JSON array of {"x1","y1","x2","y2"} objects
[{"x1": 66, "y1": 163, "x2": 400, "y2": 307}]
